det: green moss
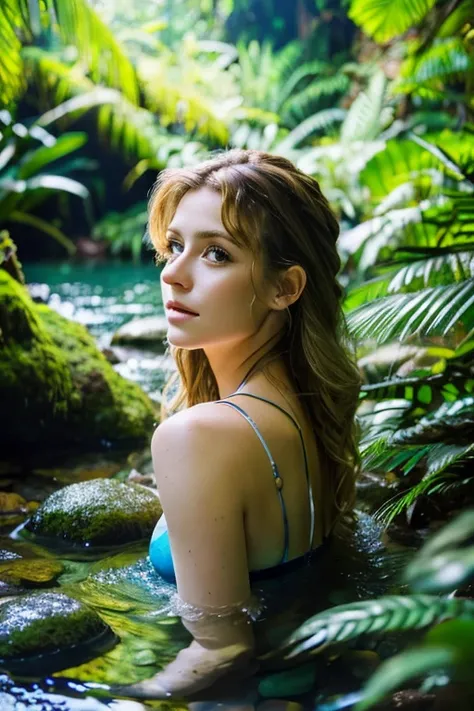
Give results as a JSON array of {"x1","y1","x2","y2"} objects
[
  {"x1": 38, "y1": 305, "x2": 157, "y2": 442},
  {"x1": 0, "y1": 271, "x2": 157, "y2": 452},
  {"x1": 0, "y1": 591, "x2": 109, "y2": 659},
  {"x1": 0, "y1": 271, "x2": 74, "y2": 440},
  {"x1": 26, "y1": 478, "x2": 162, "y2": 547}
]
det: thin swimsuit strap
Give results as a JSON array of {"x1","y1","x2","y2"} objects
[
  {"x1": 214, "y1": 382, "x2": 316, "y2": 564},
  {"x1": 214, "y1": 398, "x2": 290, "y2": 563}
]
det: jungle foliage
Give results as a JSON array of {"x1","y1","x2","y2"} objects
[
  {"x1": 1, "y1": 0, "x2": 472, "y2": 520},
  {"x1": 278, "y1": 509, "x2": 474, "y2": 708},
  {"x1": 1, "y1": 1, "x2": 474, "y2": 706}
]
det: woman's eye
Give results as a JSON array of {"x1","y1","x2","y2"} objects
[
  {"x1": 162, "y1": 240, "x2": 230, "y2": 264},
  {"x1": 205, "y1": 246, "x2": 230, "y2": 264},
  {"x1": 163, "y1": 240, "x2": 182, "y2": 259}
]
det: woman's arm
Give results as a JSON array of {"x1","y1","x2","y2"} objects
[{"x1": 120, "y1": 407, "x2": 257, "y2": 698}]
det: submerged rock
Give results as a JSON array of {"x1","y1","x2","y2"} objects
[
  {"x1": 0, "y1": 269, "x2": 157, "y2": 455},
  {"x1": 0, "y1": 558, "x2": 63, "y2": 586},
  {"x1": 111, "y1": 316, "x2": 168, "y2": 350},
  {"x1": 0, "y1": 591, "x2": 115, "y2": 673},
  {"x1": 25, "y1": 478, "x2": 162, "y2": 548}
]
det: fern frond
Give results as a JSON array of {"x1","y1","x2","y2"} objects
[
  {"x1": 282, "y1": 74, "x2": 349, "y2": 125},
  {"x1": 277, "y1": 595, "x2": 474, "y2": 659},
  {"x1": 341, "y1": 71, "x2": 388, "y2": 142},
  {"x1": 276, "y1": 109, "x2": 346, "y2": 152},
  {"x1": 397, "y1": 38, "x2": 472, "y2": 98},
  {"x1": 390, "y1": 397, "x2": 474, "y2": 445},
  {"x1": 278, "y1": 60, "x2": 332, "y2": 109},
  {"x1": 425, "y1": 442, "x2": 474, "y2": 476}
]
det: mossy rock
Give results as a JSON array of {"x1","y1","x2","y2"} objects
[
  {"x1": 0, "y1": 558, "x2": 63, "y2": 586},
  {"x1": 0, "y1": 591, "x2": 115, "y2": 673},
  {"x1": 0, "y1": 270, "x2": 157, "y2": 453},
  {"x1": 25, "y1": 478, "x2": 162, "y2": 548}
]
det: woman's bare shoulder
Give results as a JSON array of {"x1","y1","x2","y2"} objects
[{"x1": 151, "y1": 401, "x2": 249, "y2": 465}]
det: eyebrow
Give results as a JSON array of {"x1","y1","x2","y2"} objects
[{"x1": 167, "y1": 227, "x2": 239, "y2": 246}]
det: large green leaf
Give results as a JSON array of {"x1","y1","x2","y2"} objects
[
  {"x1": 18, "y1": 133, "x2": 87, "y2": 180},
  {"x1": 405, "y1": 509, "x2": 474, "y2": 592},
  {"x1": 276, "y1": 595, "x2": 474, "y2": 660},
  {"x1": 26, "y1": 174, "x2": 89, "y2": 198},
  {"x1": 349, "y1": 0, "x2": 437, "y2": 44},
  {"x1": 356, "y1": 646, "x2": 455, "y2": 711},
  {"x1": 9, "y1": 211, "x2": 76, "y2": 253}
]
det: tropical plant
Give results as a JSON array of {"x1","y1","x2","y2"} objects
[
  {"x1": 0, "y1": 109, "x2": 93, "y2": 253},
  {"x1": 274, "y1": 510, "x2": 474, "y2": 710},
  {"x1": 342, "y1": 129, "x2": 474, "y2": 525},
  {"x1": 92, "y1": 202, "x2": 148, "y2": 263},
  {"x1": 0, "y1": 0, "x2": 139, "y2": 109},
  {"x1": 230, "y1": 39, "x2": 351, "y2": 131}
]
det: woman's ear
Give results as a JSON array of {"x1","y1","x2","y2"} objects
[{"x1": 272, "y1": 265, "x2": 307, "y2": 310}]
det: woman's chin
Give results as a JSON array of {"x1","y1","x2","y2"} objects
[{"x1": 166, "y1": 332, "x2": 201, "y2": 350}]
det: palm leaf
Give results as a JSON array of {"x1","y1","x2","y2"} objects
[
  {"x1": 0, "y1": 0, "x2": 28, "y2": 107},
  {"x1": 375, "y1": 463, "x2": 472, "y2": 524},
  {"x1": 24, "y1": 50, "x2": 165, "y2": 162},
  {"x1": 347, "y1": 280, "x2": 474, "y2": 344},
  {"x1": 349, "y1": 0, "x2": 437, "y2": 44},
  {"x1": 387, "y1": 250, "x2": 474, "y2": 292},
  {"x1": 51, "y1": 0, "x2": 139, "y2": 104},
  {"x1": 275, "y1": 595, "x2": 474, "y2": 659},
  {"x1": 139, "y1": 56, "x2": 230, "y2": 145},
  {"x1": 0, "y1": 0, "x2": 139, "y2": 108}
]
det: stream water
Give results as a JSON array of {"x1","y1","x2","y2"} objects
[{"x1": 0, "y1": 261, "x2": 413, "y2": 711}]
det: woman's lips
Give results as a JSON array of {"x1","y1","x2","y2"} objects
[{"x1": 166, "y1": 307, "x2": 198, "y2": 323}]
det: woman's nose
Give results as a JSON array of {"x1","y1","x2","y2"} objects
[{"x1": 161, "y1": 255, "x2": 192, "y2": 290}]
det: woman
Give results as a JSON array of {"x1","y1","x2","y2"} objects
[{"x1": 121, "y1": 149, "x2": 361, "y2": 699}]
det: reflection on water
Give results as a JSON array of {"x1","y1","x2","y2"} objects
[{"x1": 0, "y1": 511, "x2": 412, "y2": 711}]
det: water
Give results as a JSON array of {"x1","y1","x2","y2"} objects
[
  {"x1": 24, "y1": 260, "x2": 170, "y2": 398},
  {"x1": 2, "y1": 261, "x2": 412, "y2": 710}
]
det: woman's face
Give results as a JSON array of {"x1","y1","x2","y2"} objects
[{"x1": 160, "y1": 187, "x2": 272, "y2": 350}]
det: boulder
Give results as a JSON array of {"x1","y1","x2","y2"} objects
[
  {"x1": 0, "y1": 591, "x2": 115, "y2": 673},
  {"x1": 0, "y1": 270, "x2": 157, "y2": 454},
  {"x1": 25, "y1": 478, "x2": 162, "y2": 548},
  {"x1": 111, "y1": 315, "x2": 168, "y2": 350}
]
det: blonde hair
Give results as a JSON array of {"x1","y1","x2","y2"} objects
[{"x1": 148, "y1": 149, "x2": 361, "y2": 526}]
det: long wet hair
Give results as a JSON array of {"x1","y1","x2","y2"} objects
[{"x1": 148, "y1": 149, "x2": 361, "y2": 528}]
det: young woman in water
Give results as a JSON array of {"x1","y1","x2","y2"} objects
[{"x1": 121, "y1": 149, "x2": 361, "y2": 699}]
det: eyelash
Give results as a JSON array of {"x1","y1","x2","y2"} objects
[{"x1": 163, "y1": 239, "x2": 231, "y2": 264}]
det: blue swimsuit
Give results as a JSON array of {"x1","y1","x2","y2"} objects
[{"x1": 149, "y1": 384, "x2": 324, "y2": 584}]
